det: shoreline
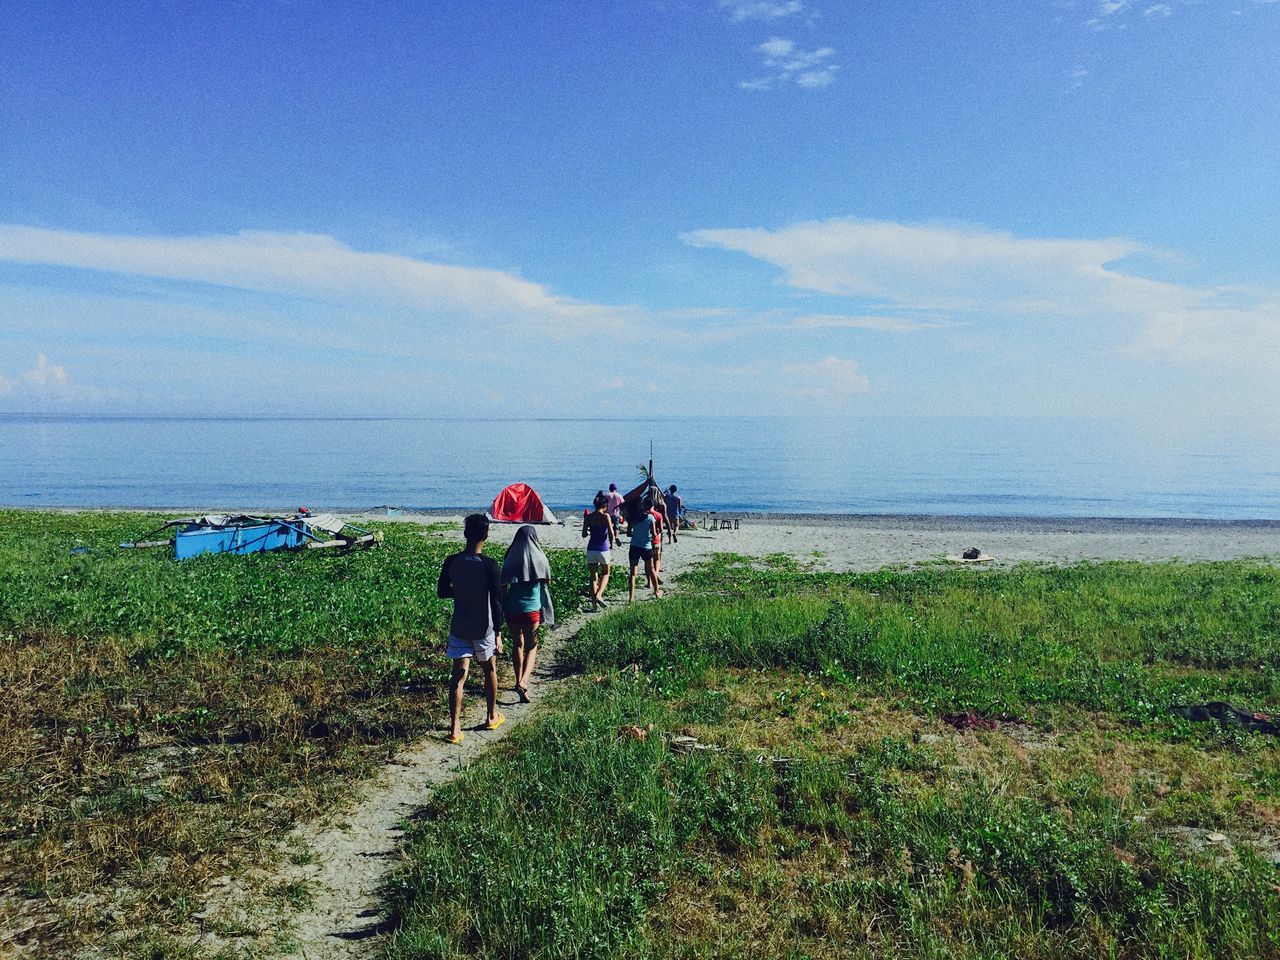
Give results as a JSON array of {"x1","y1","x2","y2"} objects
[
  {"x1": 4, "y1": 505, "x2": 1277, "y2": 571},
  {"x1": 4, "y1": 503, "x2": 1280, "y2": 530}
]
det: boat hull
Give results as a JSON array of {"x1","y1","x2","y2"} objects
[{"x1": 175, "y1": 520, "x2": 307, "y2": 559}]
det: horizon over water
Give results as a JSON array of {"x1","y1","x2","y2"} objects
[{"x1": 1, "y1": 413, "x2": 1278, "y2": 521}]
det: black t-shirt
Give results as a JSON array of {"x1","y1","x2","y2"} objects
[{"x1": 437, "y1": 551, "x2": 502, "y2": 640}]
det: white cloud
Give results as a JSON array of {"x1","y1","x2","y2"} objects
[
  {"x1": 758, "y1": 37, "x2": 795, "y2": 58},
  {"x1": 694, "y1": 355, "x2": 872, "y2": 406},
  {"x1": 740, "y1": 36, "x2": 839, "y2": 91},
  {"x1": 783, "y1": 314, "x2": 951, "y2": 332},
  {"x1": 21, "y1": 353, "x2": 71, "y2": 390},
  {"x1": 719, "y1": 0, "x2": 804, "y2": 21},
  {"x1": 686, "y1": 218, "x2": 1145, "y2": 309},
  {"x1": 683, "y1": 217, "x2": 1280, "y2": 368},
  {"x1": 781, "y1": 356, "x2": 870, "y2": 400},
  {"x1": 0, "y1": 225, "x2": 627, "y2": 335},
  {"x1": 796, "y1": 68, "x2": 838, "y2": 88},
  {"x1": 1129, "y1": 301, "x2": 1280, "y2": 363},
  {"x1": 1144, "y1": 3, "x2": 1172, "y2": 15},
  {"x1": 0, "y1": 354, "x2": 122, "y2": 404},
  {"x1": 1099, "y1": 0, "x2": 1130, "y2": 14}
]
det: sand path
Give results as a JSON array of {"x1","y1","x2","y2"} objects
[
  {"x1": 194, "y1": 529, "x2": 680, "y2": 960},
  {"x1": 240, "y1": 619, "x2": 585, "y2": 959}
]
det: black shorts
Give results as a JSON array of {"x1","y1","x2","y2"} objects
[{"x1": 629, "y1": 545, "x2": 653, "y2": 566}]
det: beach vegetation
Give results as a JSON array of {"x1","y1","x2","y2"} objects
[
  {"x1": 0, "y1": 510, "x2": 591, "y2": 955},
  {"x1": 387, "y1": 556, "x2": 1280, "y2": 960}
]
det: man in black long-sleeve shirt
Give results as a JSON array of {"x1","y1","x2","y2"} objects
[{"x1": 437, "y1": 513, "x2": 505, "y2": 743}]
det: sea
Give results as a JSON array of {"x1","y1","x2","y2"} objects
[{"x1": 1, "y1": 414, "x2": 1278, "y2": 520}]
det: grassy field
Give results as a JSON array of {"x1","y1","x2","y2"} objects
[
  {"x1": 386, "y1": 555, "x2": 1280, "y2": 960},
  {"x1": 0, "y1": 510, "x2": 592, "y2": 957}
]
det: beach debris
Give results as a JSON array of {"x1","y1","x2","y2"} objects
[
  {"x1": 669, "y1": 734, "x2": 724, "y2": 755},
  {"x1": 946, "y1": 846, "x2": 978, "y2": 888},
  {"x1": 942, "y1": 711, "x2": 999, "y2": 732},
  {"x1": 945, "y1": 548, "x2": 996, "y2": 563},
  {"x1": 618, "y1": 724, "x2": 651, "y2": 742},
  {"x1": 1158, "y1": 826, "x2": 1280, "y2": 865},
  {"x1": 755, "y1": 754, "x2": 797, "y2": 768},
  {"x1": 1170, "y1": 701, "x2": 1279, "y2": 736}
]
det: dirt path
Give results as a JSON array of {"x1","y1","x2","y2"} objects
[
  {"x1": 188, "y1": 531, "x2": 699, "y2": 958},
  {"x1": 190, "y1": 598, "x2": 626, "y2": 960}
]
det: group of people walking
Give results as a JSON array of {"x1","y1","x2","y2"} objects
[
  {"x1": 581, "y1": 482, "x2": 681, "y2": 607},
  {"x1": 435, "y1": 482, "x2": 683, "y2": 744}
]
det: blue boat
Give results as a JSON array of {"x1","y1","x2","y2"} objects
[
  {"x1": 174, "y1": 517, "x2": 309, "y2": 559},
  {"x1": 121, "y1": 513, "x2": 381, "y2": 559}
]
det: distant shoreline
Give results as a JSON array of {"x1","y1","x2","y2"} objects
[
  {"x1": 5, "y1": 503, "x2": 1280, "y2": 532},
  {"x1": 5, "y1": 504, "x2": 1277, "y2": 569}
]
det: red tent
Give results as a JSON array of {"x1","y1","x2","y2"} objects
[{"x1": 487, "y1": 483, "x2": 558, "y2": 524}]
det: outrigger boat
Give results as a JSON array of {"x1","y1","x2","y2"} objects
[{"x1": 121, "y1": 513, "x2": 382, "y2": 560}]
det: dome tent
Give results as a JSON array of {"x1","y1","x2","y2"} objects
[{"x1": 487, "y1": 482, "x2": 558, "y2": 524}]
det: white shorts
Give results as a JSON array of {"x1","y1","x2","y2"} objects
[
  {"x1": 446, "y1": 631, "x2": 496, "y2": 662},
  {"x1": 586, "y1": 549, "x2": 611, "y2": 566}
]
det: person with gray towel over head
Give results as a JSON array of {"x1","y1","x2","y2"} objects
[{"x1": 500, "y1": 524, "x2": 556, "y2": 702}]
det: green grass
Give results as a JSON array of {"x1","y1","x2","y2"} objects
[
  {"x1": 386, "y1": 557, "x2": 1280, "y2": 960},
  {"x1": 570, "y1": 556, "x2": 1280, "y2": 725},
  {"x1": 0, "y1": 510, "x2": 593, "y2": 654},
  {"x1": 0, "y1": 510, "x2": 591, "y2": 956}
]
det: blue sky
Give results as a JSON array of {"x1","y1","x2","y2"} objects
[{"x1": 1, "y1": 0, "x2": 1277, "y2": 424}]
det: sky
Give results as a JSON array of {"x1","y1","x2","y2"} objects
[{"x1": 1, "y1": 0, "x2": 1278, "y2": 425}]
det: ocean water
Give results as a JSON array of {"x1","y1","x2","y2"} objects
[{"x1": 1, "y1": 414, "x2": 1278, "y2": 520}]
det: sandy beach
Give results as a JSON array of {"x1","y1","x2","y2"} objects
[{"x1": 408, "y1": 511, "x2": 1280, "y2": 576}]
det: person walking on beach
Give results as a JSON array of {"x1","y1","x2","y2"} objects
[
  {"x1": 606, "y1": 483, "x2": 625, "y2": 533},
  {"x1": 664, "y1": 484, "x2": 682, "y2": 544},
  {"x1": 649, "y1": 495, "x2": 666, "y2": 588},
  {"x1": 582, "y1": 491, "x2": 616, "y2": 610},
  {"x1": 628, "y1": 496, "x2": 661, "y2": 602},
  {"x1": 500, "y1": 524, "x2": 556, "y2": 702},
  {"x1": 437, "y1": 513, "x2": 504, "y2": 744}
]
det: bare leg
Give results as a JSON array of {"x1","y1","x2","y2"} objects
[
  {"x1": 599, "y1": 563, "x2": 611, "y2": 601},
  {"x1": 589, "y1": 562, "x2": 602, "y2": 607},
  {"x1": 480, "y1": 658, "x2": 498, "y2": 724},
  {"x1": 448, "y1": 658, "x2": 470, "y2": 740},
  {"x1": 512, "y1": 623, "x2": 533, "y2": 701},
  {"x1": 628, "y1": 561, "x2": 638, "y2": 603},
  {"x1": 519, "y1": 625, "x2": 539, "y2": 694},
  {"x1": 510, "y1": 628, "x2": 525, "y2": 695},
  {"x1": 646, "y1": 555, "x2": 661, "y2": 598}
]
